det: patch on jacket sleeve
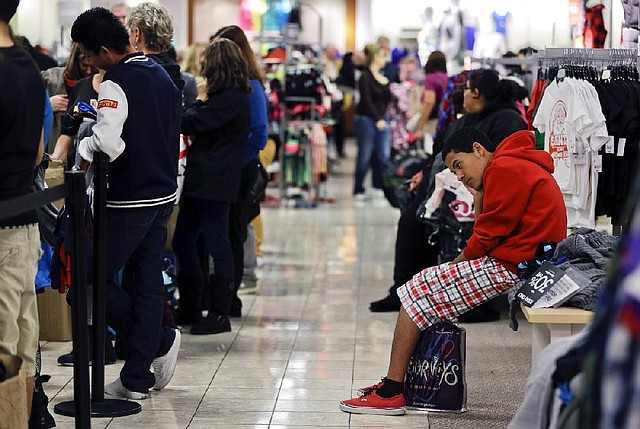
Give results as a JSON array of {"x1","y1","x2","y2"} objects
[{"x1": 98, "y1": 99, "x2": 119, "y2": 109}]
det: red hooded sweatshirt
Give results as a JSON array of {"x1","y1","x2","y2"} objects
[{"x1": 463, "y1": 130, "x2": 567, "y2": 272}]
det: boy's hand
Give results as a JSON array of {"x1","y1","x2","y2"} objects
[
  {"x1": 451, "y1": 252, "x2": 468, "y2": 265},
  {"x1": 465, "y1": 185, "x2": 484, "y2": 216},
  {"x1": 465, "y1": 184, "x2": 483, "y2": 199}
]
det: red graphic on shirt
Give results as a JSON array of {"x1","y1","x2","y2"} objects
[
  {"x1": 98, "y1": 99, "x2": 118, "y2": 109},
  {"x1": 548, "y1": 100, "x2": 568, "y2": 163}
]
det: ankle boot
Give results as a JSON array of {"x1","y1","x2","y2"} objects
[
  {"x1": 57, "y1": 326, "x2": 116, "y2": 366},
  {"x1": 207, "y1": 277, "x2": 235, "y2": 318},
  {"x1": 190, "y1": 312, "x2": 231, "y2": 335},
  {"x1": 175, "y1": 273, "x2": 204, "y2": 325}
]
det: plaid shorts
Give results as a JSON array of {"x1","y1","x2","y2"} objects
[{"x1": 397, "y1": 256, "x2": 519, "y2": 331}]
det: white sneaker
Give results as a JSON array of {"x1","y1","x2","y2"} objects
[
  {"x1": 238, "y1": 279, "x2": 259, "y2": 295},
  {"x1": 152, "y1": 328, "x2": 181, "y2": 390},
  {"x1": 354, "y1": 193, "x2": 369, "y2": 201},
  {"x1": 372, "y1": 189, "x2": 386, "y2": 199},
  {"x1": 105, "y1": 378, "x2": 148, "y2": 400}
]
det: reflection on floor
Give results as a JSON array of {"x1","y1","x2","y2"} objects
[{"x1": 42, "y1": 153, "x2": 532, "y2": 428}]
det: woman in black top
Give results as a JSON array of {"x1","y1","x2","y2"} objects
[
  {"x1": 353, "y1": 43, "x2": 392, "y2": 199},
  {"x1": 172, "y1": 39, "x2": 252, "y2": 335}
]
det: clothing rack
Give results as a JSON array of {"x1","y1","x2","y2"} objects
[{"x1": 531, "y1": 48, "x2": 640, "y2": 235}]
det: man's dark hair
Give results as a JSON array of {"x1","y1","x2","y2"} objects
[
  {"x1": 0, "y1": 0, "x2": 19, "y2": 24},
  {"x1": 70, "y1": 7, "x2": 130, "y2": 55},
  {"x1": 442, "y1": 127, "x2": 495, "y2": 162}
]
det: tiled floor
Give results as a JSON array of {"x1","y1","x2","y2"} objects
[{"x1": 41, "y1": 151, "x2": 533, "y2": 428}]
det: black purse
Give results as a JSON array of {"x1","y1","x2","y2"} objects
[{"x1": 248, "y1": 161, "x2": 270, "y2": 204}]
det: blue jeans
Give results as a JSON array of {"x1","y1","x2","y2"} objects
[
  {"x1": 353, "y1": 115, "x2": 391, "y2": 195},
  {"x1": 105, "y1": 203, "x2": 174, "y2": 393}
]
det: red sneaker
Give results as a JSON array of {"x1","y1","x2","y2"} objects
[
  {"x1": 357, "y1": 379, "x2": 384, "y2": 396},
  {"x1": 339, "y1": 384, "x2": 405, "y2": 415}
]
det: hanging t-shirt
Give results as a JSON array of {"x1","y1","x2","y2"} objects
[
  {"x1": 533, "y1": 79, "x2": 590, "y2": 192},
  {"x1": 438, "y1": 9, "x2": 465, "y2": 64},
  {"x1": 492, "y1": 11, "x2": 510, "y2": 35},
  {"x1": 534, "y1": 77, "x2": 610, "y2": 228}
]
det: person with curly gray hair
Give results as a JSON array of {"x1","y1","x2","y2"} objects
[{"x1": 126, "y1": 2, "x2": 184, "y2": 92}]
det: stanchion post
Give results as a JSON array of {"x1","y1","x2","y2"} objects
[
  {"x1": 53, "y1": 170, "x2": 92, "y2": 428},
  {"x1": 91, "y1": 152, "x2": 108, "y2": 402}
]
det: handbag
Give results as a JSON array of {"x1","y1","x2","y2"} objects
[{"x1": 248, "y1": 161, "x2": 270, "y2": 205}]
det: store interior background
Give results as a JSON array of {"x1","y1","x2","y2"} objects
[{"x1": 13, "y1": 0, "x2": 627, "y2": 65}]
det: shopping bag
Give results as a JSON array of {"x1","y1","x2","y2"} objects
[
  {"x1": 0, "y1": 354, "x2": 27, "y2": 429},
  {"x1": 404, "y1": 321, "x2": 468, "y2": 413}
]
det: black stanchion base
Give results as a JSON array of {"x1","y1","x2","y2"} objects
[{"x1": 54, "y1": 399, "x2": 142, "y2": 418}]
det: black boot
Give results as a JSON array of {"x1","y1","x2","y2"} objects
[
  {"x1": 190, "y1": 312, "x2": 231, "y2": 335},
  {"x1": 57, "y1": 327, "x2": 116, "y2": 366},
  {"x1": 190, "y1": 278, "x2": 234, "y2": 334},
  {"x1": 175, "y1": 273, "x2": 204, "y2": 325},
  {"x1": 370, "y1": 285, "x2": 401, "y2": 312}
]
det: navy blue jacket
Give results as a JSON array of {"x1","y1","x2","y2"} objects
[{"x1": 78, "y1": 53, "x2": 181, "y2": 208}]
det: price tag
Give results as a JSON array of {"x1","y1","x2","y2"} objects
[
  {"x1": 617, "y1": 138, "x2": 627, "y2": 157},
  {"x1": 605, "y1": 136, "x2": 615, "y2": 154},
  {"x1": 593, "y1": 152, "x2": 603, "y2": 173},
  {"x1": 572, "y1": 143, "x2": 587, "y2": 165},
  {"x1": 516, "y1": 262, "x2": 565, "y2": 307}
]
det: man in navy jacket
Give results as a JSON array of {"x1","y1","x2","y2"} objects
[{"x1": 71, "y1": 7, "x2": 181, "y2": 399}]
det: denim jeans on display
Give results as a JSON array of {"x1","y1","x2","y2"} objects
[{"x1": 353, "y1": 114, "x2": 391, "y2": 195}]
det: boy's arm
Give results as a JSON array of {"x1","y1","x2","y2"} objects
[
  {"x1": 78, "y1": 80, "x2": 128, "y2": 162},
  {"x1": 462, "y1": 166, "x2": 531, "y2": 260}
]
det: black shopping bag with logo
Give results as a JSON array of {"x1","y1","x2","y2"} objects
[{"x1": 404, "y1": 321, "x2": 468, "y2": 413}]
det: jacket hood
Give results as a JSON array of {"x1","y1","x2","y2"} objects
[
  {"x1": 147, "y1": 52, "x2": 185, "y2": 91},
  {"x1": 492, "y1": 130, "x2": 554, "y2": 173}
]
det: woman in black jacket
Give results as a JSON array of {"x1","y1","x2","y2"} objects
[{"x1": 172, "y1": 39, "x2": 252, "y2": 335}]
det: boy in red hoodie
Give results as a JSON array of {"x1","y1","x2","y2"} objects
[{"x1": 340, "y1": 127, "x2": 567, "y2": 415}]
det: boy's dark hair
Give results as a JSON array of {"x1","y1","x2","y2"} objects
[
  {"x1": 442, "y1": 127, "x2": 495, "y2": 162},
  {"x1": 0, "y1": 0, "x2": 19, "y2": 24},
  {"x1": 70, "y1": 7, "x2": 130, "y2": 55}
]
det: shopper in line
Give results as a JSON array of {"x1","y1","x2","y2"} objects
[
  {"x1": 126, "y1": 2, "x2": 184, "y2": 94},
  {"x1": 211, "y1": 25, "x2": 269, "y2": 314},
  {"x1": 353, "y1": 43, "x2": 392, "y2": 200},
  {"x1": 71, "y1": 6, "x2": 182, "y2": 400},
  {"x1": 41, "y1": 42, "x2": 97, "y2": 154},
  {"x1": 369, "y1": 69, "x2": 528, "y2": 315},
  {"x1": 0, "y1": 0, "x2": 46, "y2": 416},
  {"x1": 172, "y1": 38, "x2": 252, "y2": 334},
  {"x1": 341, "y1": 127, "x2": 568, "y2": 415}
]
